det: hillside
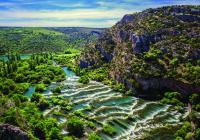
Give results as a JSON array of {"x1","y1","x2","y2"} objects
[
  {"x1": 79, "y1": 5, "x2": 200, "y2": 98},
  {"x1": 0, "y1": 27, "x2": 105, "y2": 54},
  {"x1": 48, "y1": 27, "x2": 105, "y2": 49}
]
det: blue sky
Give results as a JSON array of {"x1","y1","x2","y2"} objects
[{"x1": 0, "y1": 0, "x2": 199, "y2": 27}]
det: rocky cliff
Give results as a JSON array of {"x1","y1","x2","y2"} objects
[
  {"x1": 0, "y1": 124, "x2": 30, "y2": 140},
  {"x1": 79, "y1": 5, "x2": 200, "y2": 97}
]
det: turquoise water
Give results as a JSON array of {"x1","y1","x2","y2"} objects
[
  {"x1": 42, "y1": 68, "x2": 185, "y2": 139},
  {"x1": 0, "y1": 54, "x2": 30, "y2": 61},
  {"x1": 20, "y1": 63, "x2": 184, "y2": 139},
  {"x1": 62, "y1": 67, "x2": 76, "y2": 77},
  {"x1": 25, "y1": 86, "x2": 35, "y2": 98},
  {"x1": 24, "y1": 67, "x2": 76, "y2": 98}
]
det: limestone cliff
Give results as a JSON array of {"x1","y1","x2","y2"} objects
[
  {"x1": 79, "y1": 5, "x2": 200, "y2": 97},
  {"x1": 0, "y1": 124, "x2": 30, "y2": 140}
]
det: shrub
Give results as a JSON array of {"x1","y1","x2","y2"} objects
[
  {"x1": 67, "y1": 116, "x2": 84, "y2": 137},
  {"x1": 12, "y1": 94, "x2": 28, "y2": 105},
  {"x1": 53, "y1": 86, "x2": 62, "y2": 93},
  {"x1": 31, "y1": 93, "x2": 42, "y2": 103},
  {"x1": 88, "y1": 133, "x2": 102, "y2": 140},
  {"x1": 32, "y1": 121, "x2": 47, "y2": 140},
  {"x1": 113, "y1": 83, "x2": 125, "y2": 93},
  {"x1": 15, "y1": 83, "x2": 30, "y2": 94},
  {"x1": 102, "y1": 124, "x2": 117, "y2": 136},
  {"x1": 189, "y1": 94, "x2": 199, "y2": 104},
  {"x1": 195, "y1": 128, "x2": 200, "y2": 140},
  {"x1": 48, "y1": 127, "x2": 61, "y2": 140},
  {"x1": 63, "y1": 136, "x2": 74, "y2": 140},
  {"x1": 175, "y1": 121, "x2": 191, "y2": 138},
  {"x1": 38, "y1": 98, "x2": 50, "y2": 111},
  {"x1": 86, "y1": 121, "x2": 96, "y2": 129},
  {"x1": 35, "y1": 84, "x2": 46, "y2": 92},
  {"x1": 15, "y1": 73, "x2": 26, "y2": 83},
  {"x1": 78, "y1": 76, "x2": 89, "y2": 84},
  {"x1": 185, "y1": 132, "x2": 193, "y2": 140},
  {"x1": 43, "y1": 77, "x2": 51, "y2": 84}
]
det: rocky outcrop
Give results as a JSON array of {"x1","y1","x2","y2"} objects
[
  {"x1": 79, "y1": 60, "x2": 95, "y2": 68},
  {"x1": 79, "y1": 5, "x2": 200, "y2": 98},
  {"x1": 175, "y1": 14, "x2": 200, "y2": 22},
  {"x1": 130, "y1": 33, "x2": 150, "y2": 54},
  {"x1": 0, "y1": 124, "x2": 30, "y2": 140},
  {"x1": 95, "y1": 45, "x2": 113, "y2": 62},
  {"x1": 135, "y1": 77, "x2": 200, "y2": 98},
  {"x1": 118, "y1": 30, "x2": 128, "y2": 43},
  {"x1": 118, "y1": 14, "x2": 135, "y2": 24}
]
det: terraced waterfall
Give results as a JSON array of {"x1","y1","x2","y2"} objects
[{"x1": 42, "y1": 67, "x2": 186, "y2": 140}]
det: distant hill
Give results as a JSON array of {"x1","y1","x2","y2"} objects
[
  {"x1": 0, "y1": 27, "x2": 105, "y2": 54},
  {"x1": 48, "y1": 27, "x2": 106, "y2": 47}
]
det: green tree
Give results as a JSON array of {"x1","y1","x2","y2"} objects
[
  {"x1": 67, "y1": 116, "x2": 84, "y2": 137},
  {"x1": 48, "y1": 127, "x2": 61, "y2": 140},
  {"x1": 88, "y1": 133, "x2": 102, "y2": 140},
  {"x1": 78, "y1": 76, "x2": 89, "y2": 84},
  {"x1": 31, "y1": 93, "x2": 42, "y2": 103},
  {"x1": 35, "y1": 84, "x2": 46, "y2": 92},
  {"x1": 38, "y1": 98, "x2": 50, "y2": 111},
  {"x1": 102, "y1": 124, "x2": 117, "y2": 136}
]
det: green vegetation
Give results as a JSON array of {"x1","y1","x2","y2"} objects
[
  {"x1": 102, "y1": 124, "x2": 117, "y2": 136},
  {"x1": 160, "y1": 92, "x2": 200, "y2": 139},
  {"x1": 0, "y1": 28, "x2": 80, "y2": 54},
  {"x1": 175, "y1": 122, "x2": 192, "y2": 139},
  {"x1": 88, "y1": 133, "x2": 102, "y2": 140},
  {"x1": 0, "y1": 5, "x2": 200, "y2": 140},
  {"x1": 35, "y1": 84, "x2": 46, "y2": 92},
  {"x1": 78, "y1": 76, "x2": 90, "y2": 84},
  {"x1": 66, "y1": 116, "x2": 84, "y2": 137},
  {"x1": 77, "y1": 5, "x2": 200, "y2": 139},
  {"x1": 0, "y1": 95, "x2": 60, "y2": 140},
  {"x1": 53, "y1": 86, "x2": 62, "y2": 93},
  {"x1": 0, "y1": 53, "x2": 66, "y2": 139},
  {"x1": 160, "y1": 92, "x2": 184, "y2": 107},
  {"x1": 73, "y1": 65, "x2": 127, "y2": 93}
]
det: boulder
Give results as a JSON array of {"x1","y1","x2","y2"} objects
[{"x1": 0, "y1": 124, "x2": 30, "y2": 140}]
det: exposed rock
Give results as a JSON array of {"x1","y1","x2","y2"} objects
[
  {"x1": 130, "y1": 33, "x2": 150, "y2": 54},
  {"x1": 0, "y1": 124, "x2": 30, "y2": 140},
  {"x1": 135, "y1": 77, "x2": 200, "y2": 98},
  {"x1": 95, "y1": 45, "x2": 113, "y2": 62},
  {"x1": 175, "y1": 14, "x2": 200, "y2": 22},
  {"x1": 119, "y1": 14, "x2": 135, "y2": 24},
  {"x1": 79, "y1": 60, "x2": 95, "y2": 68},
  {"x1": 79, "y1": 5, "x2": 200, "y2": 98},
  {"x1": 118, "y1": 30, "x2": 128, "y2": 43}
]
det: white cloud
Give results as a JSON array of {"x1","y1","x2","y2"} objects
[
  {"x1": 0, "y1": 19, "x2": 116, "y2": 27},
  {"x1": 0, "y1": 8, "x2": 133, "y2": 20}
]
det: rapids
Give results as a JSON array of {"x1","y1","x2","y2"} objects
[{"x1": 42, "y1": 67, "x2": 186, "y2": 140}]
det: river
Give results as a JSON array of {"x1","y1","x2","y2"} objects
[
  {"x1": 0, "y1": 54, "x2": 31, "y2": 61},
  {"x1": 0, "y1": 55, "x2": 185, "y2": 139},
  {"x1": 42, "y1": 66, "x2": 185, "y2": 140}
]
